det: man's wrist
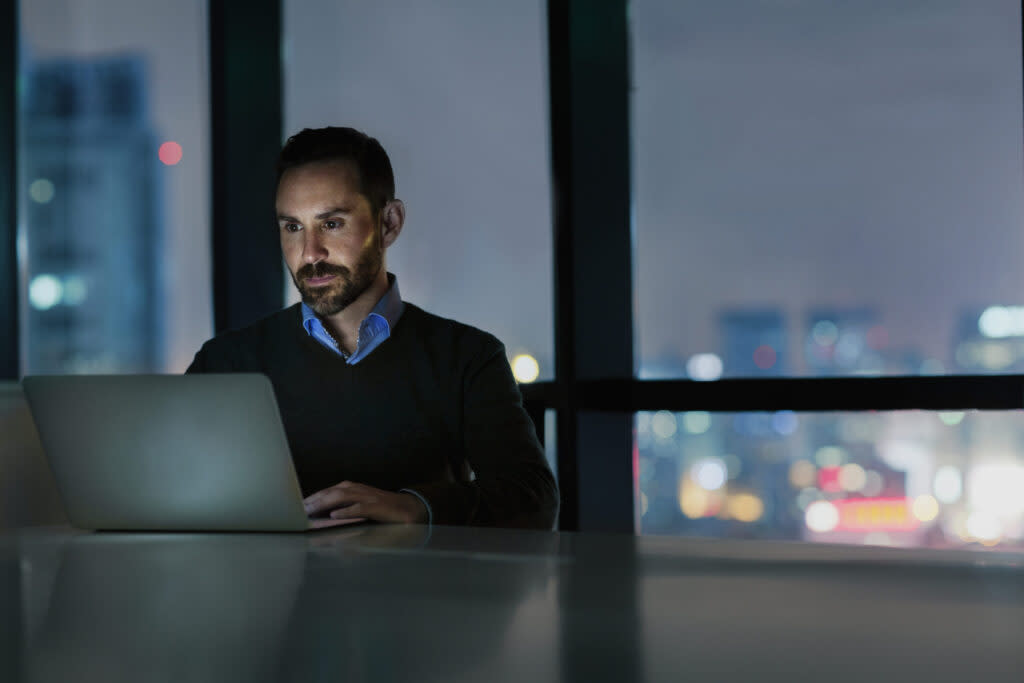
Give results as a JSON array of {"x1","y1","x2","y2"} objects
[
  {"x1": 397, "y1": 489, "x2": 430, "y2": 528},
  {"x1": 400, "y1": 491, "x2": 430, "y2": 524}
]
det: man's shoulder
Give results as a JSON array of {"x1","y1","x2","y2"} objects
[
  {"x1": 188, "y1": 305, "x2": 302, "y2": 372},
  {"x1": 400, "y1": 303, "x2": 503, "y2": 352},
  {"x1": 209, "y1": 304, "x2": 302, "y2": 346}
]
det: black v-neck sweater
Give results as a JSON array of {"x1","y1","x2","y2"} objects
[{"x1": 186, "y1": 303, "x2": 558, "y2": 529}]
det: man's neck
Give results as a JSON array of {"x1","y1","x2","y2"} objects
[{"x1": 322, "y1": 271, "x2": 390, "y2": 354}]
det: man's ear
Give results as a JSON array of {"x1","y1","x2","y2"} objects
[{"x1": 380, "y1": 199, "x2": 405, "y2": 248}]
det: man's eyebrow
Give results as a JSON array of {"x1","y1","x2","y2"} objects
[
  {"x1": 275, "y1": 207, "x2": 353, "y2": 222},
  {"x1": 316, "y1": 207, "x2": 353, "y2": 219}
]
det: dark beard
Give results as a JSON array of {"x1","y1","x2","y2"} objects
[{"x1": 292, "y1": 241, "x2": 382, "y2": 316}]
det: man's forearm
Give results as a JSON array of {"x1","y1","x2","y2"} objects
[{"x1": 411, "y1": 469, "x2": 559, "y2": 529}]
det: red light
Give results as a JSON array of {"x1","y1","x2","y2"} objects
[
  {"x1": 159, "y1": 141, "x2": 183, "y2": 166},
  {"x1": 818, "y1": 466, "x2": 842, "y2": 493},
  {"x1": 753, "y1": 345, "x2": 776, "y2": 369},
  {"x1": 833, "y1": 497, "x2": 919, "y2": 531}
]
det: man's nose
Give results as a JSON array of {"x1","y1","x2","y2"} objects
[{"x1": 301, "y1": 231, "x2": 328, "y2": 263}]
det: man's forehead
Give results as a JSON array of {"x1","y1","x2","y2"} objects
[
  {"x1": 276, "y1": 160, "x2": 369, "y2": 211},
  {"x1": 279, "y1": 158, "x2": 360, "y2": 187}
]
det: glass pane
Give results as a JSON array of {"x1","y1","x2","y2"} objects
[
  {"x1": 632, "y1": 0, "x2": 1024, "y2": 379},
  {"x1": 282, "y1": 0, "x2": 553, "y2": 381},
  {"x1": 636, "y1": 409, "x2": 1024, "y2": 552},
  {"x1": 19, "y1": 0, "x2": 211, "y2": 374}
]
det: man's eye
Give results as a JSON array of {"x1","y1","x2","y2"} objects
[
  {"x1": 283, "y1": 223, "x2": 301, "y2": 233},
  {"x1": 324, "y1": 220, "x2": 341, "y2": 230}
]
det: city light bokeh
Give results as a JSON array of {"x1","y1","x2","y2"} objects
[
  {"x1": 28, "y1": 178, "x2": 54, "y2": 203},
  {"x1": 158, "y1": 140, "x2": 183, "y2": 165},
  {"x1": 637, "y1": 409, "x2": 1024, "y2": 551},
  {"x1": 511, "y1": 353, "x2": 540, "y2": 384}
]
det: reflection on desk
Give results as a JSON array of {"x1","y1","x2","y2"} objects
[
  {"x1": 24, "y1": 533, "x2": 307, "y2": 682},
  {"x1": 2, "y1": 524, "x2": 1023, "y2": 682}
]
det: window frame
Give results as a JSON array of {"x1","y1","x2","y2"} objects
[
  {"x1": 1, "y1": 0, "x2": 17, "y2": 380},
  {"x1": 209, "y1": 0, "x2": 284, "y2": 333}
]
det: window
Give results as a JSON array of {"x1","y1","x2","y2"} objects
[
  {"x1": 19, "y1": 0, "x2": 211, "y2": 374},
  {"x1": 629, "y1": 0, "x2": 1024, "y2": 549},
  {"x1": 632, "y1": 0, "x2": 1024, "y2": 380}
]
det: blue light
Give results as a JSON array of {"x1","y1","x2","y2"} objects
[{"x1": 772, "y1": 410, "x2": 799, "y2": 435}]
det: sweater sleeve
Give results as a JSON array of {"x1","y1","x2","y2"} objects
[{"x1": 410, "y1": 339, "x2": 560, "y2": 529}]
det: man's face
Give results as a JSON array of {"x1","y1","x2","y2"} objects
[{"x1": 277, "y1": 161, "x2": 384, "y2": 316}]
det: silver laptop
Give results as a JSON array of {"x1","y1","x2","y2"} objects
[{"x1": 22, "y1": 373, "x2": 363, "y2": 532}]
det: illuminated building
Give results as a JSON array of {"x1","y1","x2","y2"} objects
[
  {"x1": 22, "y1": 55, "x2": 163, "y2": 373},
  {"x1": 804, "y1": 307, "x2": 885, "y2": 375},
  {"x1": 719, "y1": 310, "x2": 787, "y2": 376}
]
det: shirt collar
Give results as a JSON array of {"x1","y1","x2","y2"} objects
[{"x1": 301, "y1": 272, "x2": 405, "y2": 337}]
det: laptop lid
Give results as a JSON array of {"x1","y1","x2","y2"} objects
[{"x1": 22, "y1": 373, "x2": 337, "y2": 532}]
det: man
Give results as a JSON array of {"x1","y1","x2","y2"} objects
[{"x1": 187, "y1": 126, "x2": 558, "y2": 529}]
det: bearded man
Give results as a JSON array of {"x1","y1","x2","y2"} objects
[{"x1": 187, "y1": 127, "x2": 558, "y2": 529}]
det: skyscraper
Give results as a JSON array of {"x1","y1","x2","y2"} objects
[
  {"x1": 719, "y1": 310, "x2": 787, "y2": 377},
  {"x1": 22, "y1": 55, "x2": 163, "y2": 373}
]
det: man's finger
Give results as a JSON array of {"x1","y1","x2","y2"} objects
[
  {"x1": 303, "y1": 489, "x2": 326, "y2": 510},
  {"x1": 305, "y1": 488, "x2": 355, "y2": 515},
  {"x1": 330, "y1": 502, "x2": 366, "y2": 519},
  {"x1": 303, "y1": 481, "x2": 356, "y2": 512}
]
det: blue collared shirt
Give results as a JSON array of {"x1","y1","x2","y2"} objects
[
  {"x1": 301, "y1": 273, "x2": 405, "y2": 363},
  {"x1": 299, "y1": 273, "x2": 432, "y2": 524}
]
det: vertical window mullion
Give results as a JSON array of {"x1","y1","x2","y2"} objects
[
  {"x1": 549, "y1": 0, "x2": 634, "y2": 533},
  {"x1": 209, "y1": 0, "x2": 283, "y2": 334},
  {"x1": 1, "y1": 0, "x2": 18, "y2": 379}
]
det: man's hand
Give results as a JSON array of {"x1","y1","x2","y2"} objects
[{"x1": 303, "y1": 481, "x2": 429, "y2": 524}]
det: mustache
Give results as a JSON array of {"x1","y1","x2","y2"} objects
[{"x1": 296, "y1": 262, "x2": 350, "y2": 280}]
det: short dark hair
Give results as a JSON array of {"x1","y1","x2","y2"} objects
[{"x1": 276, "y1": 127, "x2": 395, "y2": 216}]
